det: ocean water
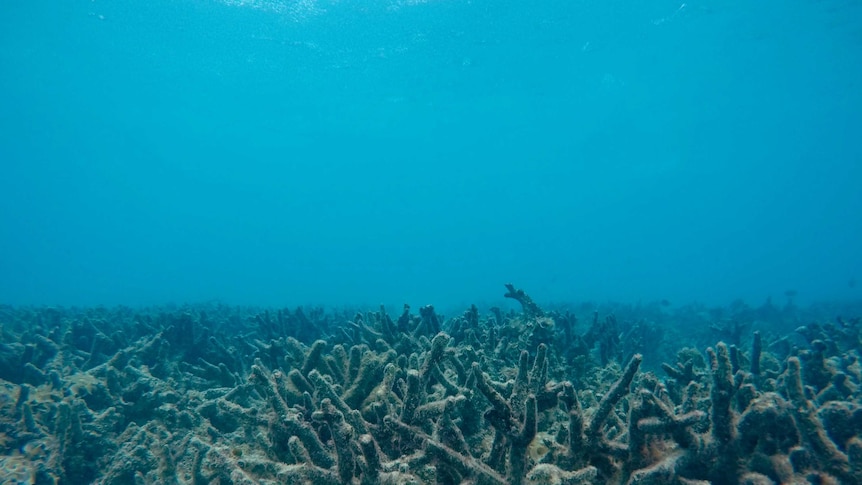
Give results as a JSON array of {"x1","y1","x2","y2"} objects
[
  {"x1": 2, "y1": 3, "x2": 862, "y2": 483},
  {"x1": 1, "y1": 0, "x2": 861, "y2": 309}
]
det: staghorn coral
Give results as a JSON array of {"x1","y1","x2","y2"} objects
[{"x1": 0, "y1": 291, "x2": 859, "y2": 484}]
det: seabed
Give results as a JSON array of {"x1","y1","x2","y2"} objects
[{"x1": 1, "y1": 285, "x2": 860, "y2": 484}]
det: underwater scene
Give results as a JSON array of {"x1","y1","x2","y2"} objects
[{"x1": 1, "y1": 0, "x2": 862, "y2": 483}]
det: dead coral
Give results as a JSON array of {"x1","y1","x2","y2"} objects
[{"x1": 0, "y1": 295, "x2": 860, "y2": 485}]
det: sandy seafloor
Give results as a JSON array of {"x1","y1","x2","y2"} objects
[{"x1": 1, "y1": 286, "x2": 860, "y2": 484}]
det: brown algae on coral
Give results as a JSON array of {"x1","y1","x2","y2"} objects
[{"x1": 0, "y1": 286, "x2": 860, "y2": 484}]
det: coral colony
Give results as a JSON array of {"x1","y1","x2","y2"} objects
[{"x1": 0, "y1": 284, "x2": 860, "y2": 484}]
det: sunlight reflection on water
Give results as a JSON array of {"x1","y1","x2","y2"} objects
[{"x1": 218, "y1": 0, "x2": 322, "y2": 20}]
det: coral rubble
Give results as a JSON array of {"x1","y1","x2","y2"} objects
[{"x1": 0, "y1": 288, "x2": 860, "y2": 484}]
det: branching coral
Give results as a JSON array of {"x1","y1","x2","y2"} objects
[{"x1": 0, "y1": 294, "x2": 859, "y2": 484}]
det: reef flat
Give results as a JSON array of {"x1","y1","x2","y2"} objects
[{"x1": 1, "y1": 285, "x2": 860, "y2": 484}]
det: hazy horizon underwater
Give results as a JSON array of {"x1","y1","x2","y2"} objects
[
  {"x1": 2, "y1": 1, "x2": 862, "y2": 484},
  {"x1": 1, "y1": 0, "x2": 860, "y2": 310}
]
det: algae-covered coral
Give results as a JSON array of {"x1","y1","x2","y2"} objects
[{"x1": 0, "y1": 286, "x2": 860, "y2": 484}]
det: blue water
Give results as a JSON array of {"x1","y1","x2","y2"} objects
[{"x1": 1, "y1": 0, "x2": 860, "y2": 308}]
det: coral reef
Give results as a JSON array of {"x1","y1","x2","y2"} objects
[{"x1": 0, "y1": 288, "x2": 860, "y2": 484}]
